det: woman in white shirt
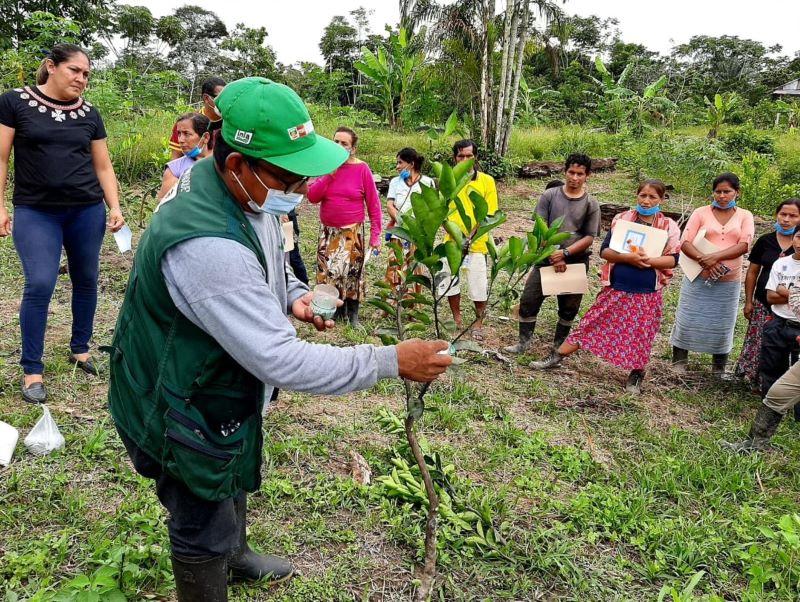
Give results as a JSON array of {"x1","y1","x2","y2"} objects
[{"x1": 384, "y1": 147, "x2": 434, "y2": 295}]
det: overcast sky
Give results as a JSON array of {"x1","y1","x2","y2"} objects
[{"x1": 119, "y1": 0, "x2": 800, "y2": 65}]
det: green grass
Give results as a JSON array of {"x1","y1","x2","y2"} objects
[{"x1": 3, "y1": 113, "x2": 800, "y2": 600}]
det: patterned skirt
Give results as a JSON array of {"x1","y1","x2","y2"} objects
[
  {"x1": 384, "y1": 237, "x2": 423, "y2": 297},
  {"x1": 316, "y1": 224, "x2": 365, "y2": 301},
  {"x1": 566, "y1": 287, "x2": 664, "y2": 371},
  {"x1": 734, "y1": 298, "x2": 770, "y2": 386}
]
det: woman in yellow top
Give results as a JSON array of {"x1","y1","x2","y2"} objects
[{"x1": 436, "y1": 139, "x2": 498, "y2": 341}]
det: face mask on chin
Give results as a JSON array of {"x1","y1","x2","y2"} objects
[
  {"x1": 232, "y1": 170, "x2": 304, "y2": 216},
  {"x1": 185, "y1": 145, "x2": 202, "y2": 159}
]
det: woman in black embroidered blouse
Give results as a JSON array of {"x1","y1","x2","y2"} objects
[{"x1": 0, "y1": 43, "x2": 125, "y2": 403}]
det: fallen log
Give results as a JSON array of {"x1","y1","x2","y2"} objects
[
  {"x1": 599, "y1": 203, "x2": 688, "y2": 232},
  {"x1": 518, "y1": 157, "x2": 618, "y2": 179}
]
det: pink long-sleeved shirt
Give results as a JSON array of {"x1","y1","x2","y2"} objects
[{"x1": 307, "y1": 161, "x2": 383, "y2": 246}]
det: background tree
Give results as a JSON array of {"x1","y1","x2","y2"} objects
[
  {"x1": 166, "y1": 5, "x2": 228, "y2": 100},
  {"x1": 1, "y1": 0, "x2": 112, "y2": 50}
]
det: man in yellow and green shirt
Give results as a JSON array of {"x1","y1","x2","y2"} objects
[{"x1": 438, "y1": 139, "x2": 498, "y2": 341}]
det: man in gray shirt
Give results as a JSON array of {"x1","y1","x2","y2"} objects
[
  {"x1": 110, "y1": 78, "x2": 451, "y2": 601},
  {"x1": 504, "y1": 153, "x2": 600, "y2": 355}
]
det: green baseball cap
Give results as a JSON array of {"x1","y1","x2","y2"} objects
[{"x1": 216, "y1": 77, "x2": 348, "y2": 176}]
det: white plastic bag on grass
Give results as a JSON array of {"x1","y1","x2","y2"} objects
[
  {"x1": 24, "y1": 405, "x2": 65, "y2": 455},
  {"x1": 0, "y1": 420, "x2": 19, "y2": 466}
]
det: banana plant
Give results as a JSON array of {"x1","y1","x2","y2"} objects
[{"x1": 368, "y1": 158, "x2": 564, "y2": 600}]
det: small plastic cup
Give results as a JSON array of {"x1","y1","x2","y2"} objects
[{"x1": 311, "y1": 284, "x2": 340, "y2": 320}]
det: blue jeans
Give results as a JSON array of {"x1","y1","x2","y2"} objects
[{"x1": 12, "y1": 203, "x2": 106, "y2": 374}]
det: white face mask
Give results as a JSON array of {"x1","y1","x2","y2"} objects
[{"x1": 231, "y1": 171, "x2": 304, "y2": 216}]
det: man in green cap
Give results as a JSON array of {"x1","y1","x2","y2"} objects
[{"x1": 107, "y1": 77, "x2": 451, "y2": 601}]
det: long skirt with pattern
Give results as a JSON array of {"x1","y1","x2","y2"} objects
[
  {"x1": 317, "y1": 224, "x2": 365, "y2": 301},
  {"x1": 734, "y1": 298, "x2": 770, "y2": 387},
  {"x1": 566, "y1": 287, "x2": 664, "y2": 371},
  {"x1": 384, "y1": 237, "x2": 423, "y2": 297}
]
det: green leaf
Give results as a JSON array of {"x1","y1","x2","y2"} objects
[
  {"x1": 444, "y1": 240, "x2": 462, "y2": 275},
  {"x1": 367, "y1": 299, "x2": 396, "y2": 316},
  {"x1": 526, "y1": 232, "x2": 539, "y2": 252},
  {"x1": 444, "y1": 110, "x2": 458, "y2": 136},
  {"x1": 443, "y1": 220, "x2": 464, "y2": 248},
  {"x1": 450, "y1": 196, "x2": 473, "y2": 233},
  {"x1": 473, "y1": 213, "x2": 507, "y2": 243},
  {"x1": 452, "y1": 158, "x2": 474, "y2": 185},
  {"x1": 452, "y1": 340, "x2": 482, "y2": 353},
  {"x1": 509, "y1": 236, "x2": 523, "y2": 261},
  {"x1": 438, "y1": 161, "x2": 457, "y2": 198},
  {"x1": 406, "y1": 274, "x2": 432, "y2": 290},
  {"x1": 546, "y1": 232, "x2": 571, "y2": 246},
  {"x1": 469, "y1": 190, "x2": 488, "y2": 224},
  {"x1": 404, "y1": 322, "x2": 428, "y2": 333},
  {"x1": 534, "y1": 214, "x2": 548, "y2": 239}
]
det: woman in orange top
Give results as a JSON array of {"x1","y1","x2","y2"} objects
[{"x1": 670, "y1": 172, "x2": 755, "y2": 374}]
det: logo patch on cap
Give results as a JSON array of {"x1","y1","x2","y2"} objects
[
  {"x1": 287, "y1": 120, "x2": 315, "y2": 141},
  {"x1": 234, "y1": 130, "x2": 253, "y2": 145}
]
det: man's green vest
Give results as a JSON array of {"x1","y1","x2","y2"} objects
[{"x1": 107, "y1": 158, "x2": 268, "y2": 502}]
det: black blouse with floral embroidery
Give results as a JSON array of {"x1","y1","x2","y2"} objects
[{"x1": 0, "y1": 85, "x2": 107, "y2": 207}]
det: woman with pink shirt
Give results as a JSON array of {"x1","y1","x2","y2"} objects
[
  {"x1": 307, "y1": 126, "x2": 382, "y2": 326},
  {"x1": 671, "y1": 172, "x2": 755, "y2": 375}
]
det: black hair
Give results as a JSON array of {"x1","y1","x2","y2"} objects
[
  {"x1": 712, "y1": 172, "x2": 741, "y2": 192},
  {"x1": 397, "y1": 147, "x2": 424, "y2": 171},
  {"x1": 777, "y1": 198, "x2": 800, "y2": 214},
  {"x1": 201, "y1": 77, "x2": 227, "y2": 97},
  {"x1": 545, "y1": 179, "x2": 564, "y2": 190},
  {"x1": 564, "y1": 153, "x2": 592, "y2": 174},
  {"x1": 452, "y1": 139, "x2": 478, "y2": 158},
  {"x1": 176, "y1": 112, "x2": 211, "y2": 136},
  {"x1": 637, "y1": 178, "x2": 668, "y2": 199},
  {"x1": 36, "y1": 43, "x2": 90, "y2": 85},
  {"x1": 213, "y1": 135, "x2": 260, "y2": 170}
]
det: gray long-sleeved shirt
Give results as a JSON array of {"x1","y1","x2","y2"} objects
[{"x1": 161, "y1": 210, "x2": 398, "y2": 407}]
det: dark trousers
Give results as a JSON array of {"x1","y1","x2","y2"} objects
[
  {"x1": 519, "y1": 263, "x2": 585, "y2": 325},
  {"x1": 12, "y1": 203, "x2": 106, "y2": 374},
  {"x1": 759, "y1": 316, "x2": 800, "y2": 397},
  {"x1": 287, "y1": 212, "x2": 308, "y2": 285},
  {"x1": 117, "y1": 427, "x2": 240, "y2": 557}
]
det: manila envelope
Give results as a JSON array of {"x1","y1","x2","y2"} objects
[
  {"x1": 609, "y1": 220, "x2": 669, "y2": 258},
  {"x1": 678, "y1": 228, "x2": 719, "y2": 282},
  {"x1": 540, "y1": 263, "x2": 589, "y2": 296}
]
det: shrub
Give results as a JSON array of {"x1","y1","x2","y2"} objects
[
  {"x1": 721, "y1": 125, "x2": 776, "y2": 159},
  {"x1": 739, "y1": 152, "x2": 799, "y2": 217}
]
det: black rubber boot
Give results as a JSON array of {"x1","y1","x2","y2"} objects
[
  {"x1": 171, "y1": 554, "x2": 228, "y2": 602},
  {"x1": 334, "y1": 304, "x2": 346, "y2": 322},
  {"x1": 228, "y1": 495, "x2": 294, "y2": 585},
  {"x1": 793, "y1": 403, "x2": 800, "y2": 422},
  {"x1": 722, "y1": 404, "x2": 784, "y2": 453},
  {"x1": 626, "y1": 369, "x2": 645, "y2": 394},
  {"x1": 712, "y1": 353, "x2": 729, "y2": 376},
  {"x1": 504, "y1": 322, "x2": 535, "y2": 354},
  {"x1": 346, "y1": 300, "x2": 360, "y2": 328},
  {"x1": 672, "y1": 346, "x2": 689, "y2": 373},
  {"x1": 553, "y1": 321, "x2": 572, "y2": 349}
]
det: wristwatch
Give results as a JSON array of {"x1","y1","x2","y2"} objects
[{"x1": 562, "y1": 248, "x2": 571, "y2": 258}]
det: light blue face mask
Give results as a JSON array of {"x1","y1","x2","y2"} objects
[
  {"x1": 712, "y1": 199, "x2": 737, "y2": 210},
  {"x1": 232, "y1": 172, "x2": 304, "y2": 216},
  {"x1": 636, "y1": 204, "x2": 660, "y2": 216},
  {"x1": 399, "y1": 169, "x2": 411, "y2": 180},
  {"x1": 185, "y1": 145, "x2": 202, "y2": 159},
  {"x1": 775, "y1": 222, "x2": 796, "y2": 236}
]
